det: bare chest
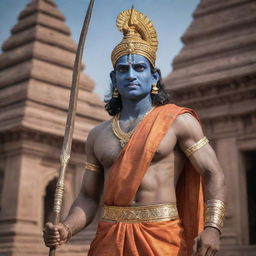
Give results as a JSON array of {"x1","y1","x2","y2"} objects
[{"x1": 94, "y1": 124, "x2": 177, "y2": 170}]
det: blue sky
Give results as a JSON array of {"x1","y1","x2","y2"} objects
[{"x1": 0, "y1": 0, "x2": 200, "y2": 98}]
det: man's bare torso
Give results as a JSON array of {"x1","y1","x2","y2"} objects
[{"x1": 92, "y1": 117, "x2": 186, "y2": 206}]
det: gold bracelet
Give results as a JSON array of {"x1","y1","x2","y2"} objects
[
  {"x1": 204, "y1": 199, "x2": 225, "y2": 234},
  {"x1": 85, "y1": 162, "x2": 102, "y2": 172},
  {"x1": 62, "y1": 223, "x2": 72, "y2": 243},
  {"x1": 184, "y1": 137, "x2": 209, "y2": 157}
]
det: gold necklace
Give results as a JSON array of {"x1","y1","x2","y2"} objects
[{"x1": 112, "y1": 107, "x2": 155, "y2": 148}]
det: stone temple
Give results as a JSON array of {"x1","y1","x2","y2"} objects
[
  {"x1": 165, "y1": 0, "x2": 256, "y2": 255},
  {"x1": 0, "y1": 0, "x2": 107, "y2": 255},
  {"x1": 0, "y1": 0, "x2": 256, "y2": 255}
]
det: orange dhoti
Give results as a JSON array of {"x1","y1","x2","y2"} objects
[
  {"x1": 88, "y1": 104, "x2": 204, "y2": 256},
  {"x1": 88, "y1": 219, "x2": 187, "y2": 256}
]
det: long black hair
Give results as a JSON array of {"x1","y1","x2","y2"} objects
[{"x1": 104, "y1": 68, "x2": 172, "y2": 116}]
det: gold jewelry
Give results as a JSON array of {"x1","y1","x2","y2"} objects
[
  {"x1": 111, "y1": 6, "x2": 158, "y2": 67},
  {"x1": 113, "y1": 88, "x2": 119, "y2": 98},
  {"x1": 112, "y1": 108, "x2": 155, "y2": 148},
  {"x1": 102, "y1": 203, "x2": 179, "y2": 223},
  {"x1": 184, "y1": 137, "x2": 209, "y2": 157},
  {"x1": 85, "y1": 162, "x2": 102, "y2": 172},
  {"x1": 112, "y1": 113, "x2": 133, "y2": 148},
  {"x1": 62, "y1": 223, "x2": 72, "y2": 243},
  {"x1": 151, "y1": 83, "x2": 159, "y2": 95},
  {"x1": 204, "y1": 199, "x2": 225, "y2": 234}
]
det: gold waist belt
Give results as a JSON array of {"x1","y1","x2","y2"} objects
[{"x1": 102, "y1": 203, "x2": 179, "y2": 223}]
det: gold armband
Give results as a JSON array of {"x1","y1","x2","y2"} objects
[
  {"x1": 184, "y1": 136, "x2": 209, "y2": 157},
  {"x1": 204, "y1": 199, "x2": 225, "y2": 234},
  {"x1": 62, "y1": 223, "x2": 72, "y2": 243},
  {"x1": 85, "y1": 162, "x2": 102, "y2": 172}
]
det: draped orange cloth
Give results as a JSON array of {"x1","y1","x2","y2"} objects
[{"x1": 88, "y1": 104, "x2": 204, "y2": 256}]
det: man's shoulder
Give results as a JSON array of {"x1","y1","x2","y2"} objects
[
  {"x1": 157, "y1": 104, "x2": 198, "y2": 120},
  {"x1": 86, "y1": 119, "x2": 112, "y2": 147},
  {"x1": 172, "y1": 111, "x2": 202, "y2": 138},
  {"x1": 175, "y1": 112, "x2": 197, "y2": 124},
  {"x1": 90, "y1": 119, "x2": 112, "y2": 133}
]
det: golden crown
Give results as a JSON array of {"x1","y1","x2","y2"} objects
[{"x1": 111, "y1": 7, "x2": 158, "y2": 67}]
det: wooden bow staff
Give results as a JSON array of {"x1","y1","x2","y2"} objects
[{"x1": 49, "y1": 1, "x2": 95, "y2": 255}]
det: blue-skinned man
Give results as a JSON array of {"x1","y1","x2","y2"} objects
[
  {"x1": 110, "y1": 54, "x2": 159, "y2": 119},
  {"x1": 43, "y1": 7, "x2": 226, "y2": 256}
]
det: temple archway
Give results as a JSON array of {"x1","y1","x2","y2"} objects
[
  {"x1": 0, "y1": 167, "x2": 4, "y2": 213},
  {"x1": 244, "y1": 151, "x2": 256, "y2": 245},
  {"x1": 44, "y1": 178, "x2": 57, "y2": 224}
]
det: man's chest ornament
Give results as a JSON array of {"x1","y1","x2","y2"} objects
[{"x1": 111, "y1": 108, "x2": 154, "y2": 148}]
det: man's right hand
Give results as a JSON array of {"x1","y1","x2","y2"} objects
[{"x1": 43, "y1": 222, "x2": 69, "y2": 248}]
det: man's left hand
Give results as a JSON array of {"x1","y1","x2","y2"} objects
[{"x1": 192, "y1": 227, "x2": 220, "y2": 256}]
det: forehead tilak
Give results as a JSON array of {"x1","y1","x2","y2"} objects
[
  {"x1": 116, "y1": 54, "x2": 149, "y2": 66},
  {"x1": 128, "y1": 54, "x2": 137, "y2": 65}
]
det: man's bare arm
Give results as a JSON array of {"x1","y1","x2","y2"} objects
[
  {"x1": 43, "y1": 126, "x2": 104, "y2": 247},
  {"x1": 173, "y1": 113, "x2": 226, "y2": 256},
  {"x1": 173, "y1": 113, "x2": 226, "y2": 202},
  {"x1": 63, "y1": 168, "x2": 104, "y2": 236}
]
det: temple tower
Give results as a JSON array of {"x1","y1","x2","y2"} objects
[
  {"x1": 165, "y1": 0, "x2": 256, "y2": 255},
  {"x1": 0, "y1": 0, "x2": 108, "y2": 255}
]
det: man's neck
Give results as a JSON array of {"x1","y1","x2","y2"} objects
[{"x1": 120, "y1": 95, "x2": 153, "y2": 121}]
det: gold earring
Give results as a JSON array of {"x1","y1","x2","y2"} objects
[
  {"x1": 151, "y1": 83, "x2": 159, "y2": 95},
  {"x1": 113, "y1": 88, "x2": 119, "y2": 98}
]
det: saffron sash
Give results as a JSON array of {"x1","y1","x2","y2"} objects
[{"x1": 88, "y1": 104, "x2": 204, "y2": 255}]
